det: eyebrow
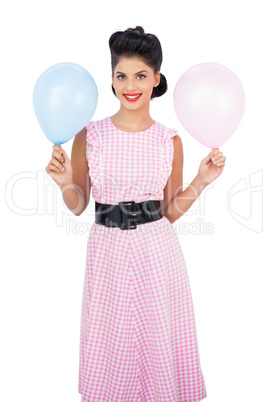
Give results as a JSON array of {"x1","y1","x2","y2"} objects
[{"x1": 115, "y1": 70, "x2": 149, "y2": 75}]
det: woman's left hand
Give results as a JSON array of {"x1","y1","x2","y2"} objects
[{"x1": 197, "y1": 148, "x2": 226, "y2": 187}]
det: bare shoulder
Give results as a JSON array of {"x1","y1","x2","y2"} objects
[
  {"x1": 173, "y1": 134, "x2": 183, "y2": 165},
  {"x1": 72, "y1": 126, "x2": 87, "y2": 150},
  {"x1": 71, "y1": 127, "x2": 87, "y2": 160},
  {"x1": 71, "y1": 126, "x2": 88, "y2": 174},
  {"x1": 173, "y1": 134, "x2": 183, "y2": 147}
]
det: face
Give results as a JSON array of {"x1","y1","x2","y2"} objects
[{"x1": 111, "y1": 57, "x2": 161, "y2": 109}]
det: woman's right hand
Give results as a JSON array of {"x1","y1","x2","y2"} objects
[{"x1": 45, "y1": 145, "x2": 73, "y2": 188}]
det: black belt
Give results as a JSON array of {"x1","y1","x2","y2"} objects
[{"x1": 95, "y1": 200, "x2": 163, "y2": 230}]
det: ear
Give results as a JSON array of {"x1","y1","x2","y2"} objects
[
  {"x1": 111, "y1": 74, "x2": 114, "y2": 85},
  {"x1": 154, "y1": 71, "x2": 161, "y2": 87}
]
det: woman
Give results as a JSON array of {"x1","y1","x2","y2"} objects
[{"x1": 46, "y1": 26, "x2": 225, "y2": 401}]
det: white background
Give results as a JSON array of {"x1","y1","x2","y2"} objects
[{"x1": 1, "y1": 0, "x2": 267, "y2": 401}]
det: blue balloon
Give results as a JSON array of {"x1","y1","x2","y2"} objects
[{"x1": 33, "y1": 62, "x2": 98, "y2": 145}]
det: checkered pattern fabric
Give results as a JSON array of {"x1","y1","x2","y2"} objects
[{"x1": 78, "y1": 117, "x2": 207, "y2": 401}]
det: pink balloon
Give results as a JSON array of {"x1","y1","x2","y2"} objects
[{"x1": 173, "y1": 63, "x2": 245, "y2": 148}]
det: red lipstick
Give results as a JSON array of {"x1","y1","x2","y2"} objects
[{"x1": 123, "y1": 93, "x2": 142, "y2": 102}]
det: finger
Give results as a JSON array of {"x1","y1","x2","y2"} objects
[
  {"x1": 202, "y1": 149, "x2": 214, "y2": 163},
  {"x1": 213, "y1": 155, "x2": 226, "y2": 165},
  {"x1": 211, "y1": 148, "x2": 220, "y2": 159},
  {"x1": 60, "y1": 152, "x2": 70, "y2": 166},
  {"x1": 212, "y1": 152, "x2": 223, "y2": 163},
  {"x1": 60, "y1": 147, "x2": 69, "y2": 162},
  {"x1": 52, "y1": 150, "x2": 64, "y2": 163},
  {"x1": 212, "y1": 148, "x2": 219, "y2": 154},
  {"x1": 47, "y1": 165, "x2": 61, "y2": 173},
  {"x1": 51, "y1": 157, "x2": 65, "y2": 170},
  {"x1": 53, "y1": 144, "x2": 63, "y2": 154},
  {"x1": 48, "y1": 160, "x2": 65, "y2": 172},
  {"x1": 46, "y1": 164, "x2": 61, "y2": 177},
  {"x1": 47, "y1": 169, "x2": 56, "y2": 180}
]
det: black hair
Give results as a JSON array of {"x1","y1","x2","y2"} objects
[{"x1": 109, "y1": 26, "x2": 167, "y2": 99}]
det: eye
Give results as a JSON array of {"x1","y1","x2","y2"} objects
[
  {"x1": 116, "y1": 74, "x2": 125, "y2": 80},
  {"x1": 137, "y1": 74, "x2": 146, "y2": 79}
]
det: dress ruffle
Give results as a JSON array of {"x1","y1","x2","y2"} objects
[
  {"x1": 157, "y1": 128, "x2": 179, "y2": 195},
  {"x1": 85, "y1": 121, "x2": 103, "y2": 202}
]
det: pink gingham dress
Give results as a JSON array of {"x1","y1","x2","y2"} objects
[{"x1": 78, "y1": 116, "x2": 207, "y2": 401}]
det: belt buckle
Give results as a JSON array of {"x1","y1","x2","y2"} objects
[{"x1": 118, "y1": 201, "x2": 137, "y2": 230}]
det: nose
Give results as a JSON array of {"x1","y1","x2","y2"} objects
[{"x1": 125, "y1": 77, "x2": 137, "y2": 92}]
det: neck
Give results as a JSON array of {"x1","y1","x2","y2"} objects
[{"x1": 111, "y1": 103, "x2": 154, "y2": 132}]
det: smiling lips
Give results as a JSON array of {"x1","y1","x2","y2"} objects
[{"x1": 123, "y1": 93, "x2": 142, "y2": 102}]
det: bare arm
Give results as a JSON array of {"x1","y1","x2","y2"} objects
[
  {"x1": 161, "y1": 134, "x2": 206, "y2": 224},
  {"x1": 162, "y1": 136, "x2": 226, "y2": 224},
  {"x1": 46, "y1": 127, "x2": 91, "y2": 216},
  {"x1": 60, "y1": 127, "x2": 91, "y2": 216},
  {"x1": 165, "y1": 175, "x2": 207, "y2": 224},
  {"x1": 161, "y1": 135, "x2": 184, "y2": 221}
]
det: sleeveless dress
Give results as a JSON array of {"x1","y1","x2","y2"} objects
[{"x1": 78, "y1": 116, "x2": 207, "y2": 402}]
